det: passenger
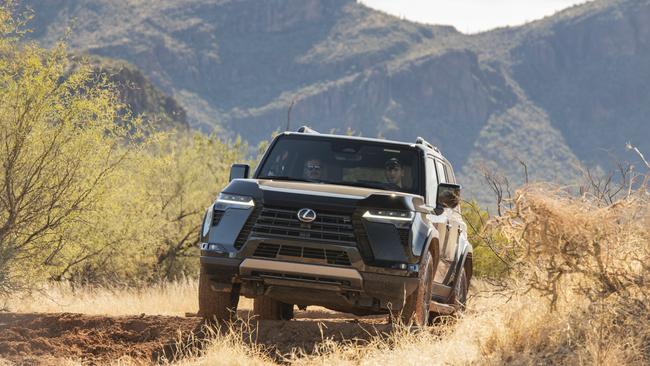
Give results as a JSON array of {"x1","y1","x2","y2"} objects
[
  {"x1": 384, "y1": 157, "x2": 404, "y2": 188},
  {"x1": 303, "y1": 158, "x2": 324, "y2": 180}
]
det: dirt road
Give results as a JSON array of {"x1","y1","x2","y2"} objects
[{"x1": 0, "y1": 309, "x2": 392, "y2": 365}]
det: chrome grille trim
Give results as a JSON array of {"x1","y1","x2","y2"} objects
[{"x1": 252, "y1": 206, "x2": 356, "y2": 245}]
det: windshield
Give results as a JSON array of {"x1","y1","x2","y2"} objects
[{"x1": 256, "y1": 135, "x2": 422, "y2": 195}]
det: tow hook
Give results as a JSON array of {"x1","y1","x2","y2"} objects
[{"x1": 407, "y1": 264, "x2": 419, "y2": 276}]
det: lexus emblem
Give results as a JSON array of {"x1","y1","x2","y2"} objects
[{"x1": 297, "y1": 208, "x2": 317, "y2": 223}]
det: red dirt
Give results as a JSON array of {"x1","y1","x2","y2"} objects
[
  {"x1": 0, "y1": 312, "x2": 202, "y2": 365},
  {"x1": 0, "y1": 309, "x2": 393, "y2": 365}
]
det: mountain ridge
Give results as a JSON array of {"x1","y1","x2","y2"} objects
[{"x1": 20, "y1": 0, "x2": 650, "y2": 203}]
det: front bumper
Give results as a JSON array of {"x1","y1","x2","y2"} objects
[{"x1": 200, "y1": 255, "x2": 419, "y2": 314}]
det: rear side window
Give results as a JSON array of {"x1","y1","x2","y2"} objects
[
  {"x1": 444, "y1": 163, "x2": 454, "y2": 184},
  {"x1": 435, "y1": 160, "x2": 447, "y2": 184}
]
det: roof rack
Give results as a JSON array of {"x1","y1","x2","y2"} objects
[
  {"x1": 296, "y1": 126, "x2": 319, "y2": 134},
  {"x1": 415, "y1": 136, "x2": 439, "y2": 152}
]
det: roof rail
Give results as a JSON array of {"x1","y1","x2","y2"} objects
[
  {"x1": 296, "y1": 126, "x2": 319, "y2": 134},
  {"x1": 415, "y1": 136, "x2": 439, "y2": 152}
]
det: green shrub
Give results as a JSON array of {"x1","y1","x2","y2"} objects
[
  {"x1": 0, "y1": 7, "x2": 248, "y2": 291},
  {"x1": 0, "y1": 7, "x2": 133, "y2": 292},
  {"x1": 462, "y1": 201, "x2": 510, "y2": 278}
]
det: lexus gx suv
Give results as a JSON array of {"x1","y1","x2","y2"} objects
[{"x1": 198, "y1": 127, "x2": 472, "y2": 325}]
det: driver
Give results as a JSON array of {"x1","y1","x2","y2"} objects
[
  {"x1": 384, "y1": 157, "x2": 404, "y2": 188},
  {"x1": 266, "y1": 150, "x2": 289, "y2": 176},
  {"x1": 303, "y1": 158, "x2": 324, "y2": 180}
]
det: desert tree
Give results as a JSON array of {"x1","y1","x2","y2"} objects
[
  {"x1": 131, "y1": 132, "x2": 248, "y2": 280},
  {"x1": 0, "y1": 6, "x2": 132, "y2": 293}
]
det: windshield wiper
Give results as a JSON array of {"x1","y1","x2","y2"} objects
[
  {"x1": 315, "y1": 180, "x2": 390, "y2": 191},
  {"x1": 340, "y1": 181, "x2": 389, "y2": 190}
]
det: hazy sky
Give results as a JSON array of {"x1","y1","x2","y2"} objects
[{"x1": 361, "y1": 0, "x2": 594, "y2": 34}]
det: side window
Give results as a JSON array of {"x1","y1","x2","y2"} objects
[
  {"x1": 444, "y1": 163, "x2": 454, "y2": 184},
  {"x1": 425, "y1": 156, "x2": 438, "y2": 205},
  {"x1": 435, "y1": 160, "x2": 447, "y2": 184}
]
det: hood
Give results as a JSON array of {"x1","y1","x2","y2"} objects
[
  {"x1": 259, "y1": 179, "x2": 388, "y2": 199},
  {"x1": 222, "y1": 179, "x2": 426, "y2": 212}
]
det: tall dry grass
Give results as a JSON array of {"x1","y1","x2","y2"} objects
[
  {"x1": 3, "y1": 277, "x2": 253, "y2": 316},
  {"x1": 177, "y1": 282, "x2": 585, "y2": 366},
  {"x1": 491, "y1": 182, "x2": 650, "y2": 364}
]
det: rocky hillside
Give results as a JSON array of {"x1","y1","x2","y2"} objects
[
  {"x1": 21, "y1": 0, "x2": 650, "y2": 204},
  {"x1": 91, "y1": 57, "x2": 190, "y2": 129},
  {"x1": 86, "y1": 57, "x2": 189, "y2": 130}
]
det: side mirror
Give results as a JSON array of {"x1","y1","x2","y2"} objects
[
  {"x1": 436, "y1": 183, "x2": 461, "y2": 209},
  {"x1": 229, "y1": 164, "x2": 250, "y2": 181}
]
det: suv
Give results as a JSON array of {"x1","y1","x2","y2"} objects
[{"x1": 198, "y1": 128, "x2": 472, "y2": 325}]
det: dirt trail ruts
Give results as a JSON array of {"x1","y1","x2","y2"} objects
[{"x1": 0, "y1": 309, "x2": 392, "y2": 365}]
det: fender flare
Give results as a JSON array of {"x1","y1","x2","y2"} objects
[
  {"x1": 450, "y1": 239, "x2": 473, "y2": 286},
  {"x1": 420, "y1": 228, "x2": 441, "y2": 268}
]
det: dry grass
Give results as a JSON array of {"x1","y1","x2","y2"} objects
[
  {"x1": 3, "y1": 279, "x2": 642, "y2": 366},
  {"x1": 491, "y1": 183, "x2": 650, "y2": 364},
  {"x1": 4, "y1": 280, "x2": 588, "y2": 366},
  {"x1": 3, "y1": 277, "x2": 253, "y2": 316},
  {"x1": 173, "y1": 282, "x2": 589, "y2": 366}
]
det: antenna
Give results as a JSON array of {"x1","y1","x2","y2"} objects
[
  {"x1": 296, "y1": 126, "x2": 319, "y2": 134},
  {"x1": 415, "y1": 136, "x2": 439, "y2": 152}
]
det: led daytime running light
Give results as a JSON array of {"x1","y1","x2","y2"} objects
[
  {"x1": 362, "y1": 210, "x2": 414, "y2": 222},
  {"x1": 216, "y1": 193, "x2": 255, "y2": 208}
]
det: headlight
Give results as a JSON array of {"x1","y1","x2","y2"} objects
[
  {"x1": 362, "y1": 209, "x2": 414, "y2": 223},
  {"x1": 202, "y1": 204, "x2": 214, "y2": 237},
  {"x1": 215, "y1": 193, "x2": 255, "y2": 209}
]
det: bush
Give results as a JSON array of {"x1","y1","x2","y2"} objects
[
  {"x1": 492, "y1": 182, "x2": 650, "y2": 363},
  {"x1": 0, "y1": 8, "x2": 134, "y2": 293},
  {"x1": 62, "y1": 131, "x2": 248, "y2": 284},
  {"x1": 462, "y1": 201, "x2": 510, "y2": 278},
  {"x1": 0, "y1": 7, "x2": 248, "y2": 293}
]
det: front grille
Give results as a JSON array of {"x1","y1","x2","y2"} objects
[
  {"x1": 212, "y1": 209, "x2": 225, "y2": 226},
  {"x1": 253, "y1": 243, "x2": 280, "y2": 258},
  {"x1": 253, "y1": 243, "x2": 352, "y2": 266},
  {"x1": 233, "y1": 205, "x2": 261, "y2": 250},
  {"x1": 352, "y1": 210, "x2": 375, "y2": 262},
  {"x1": 251, "y1": 206, "x2": 356, "y2": 245},
  {"x1": 398, "y1": 228, "x2": 410, "y2": 248}
]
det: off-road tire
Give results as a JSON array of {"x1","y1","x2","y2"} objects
[
  {"x1": 253, "y1": 296, "x2": 294, "y2": 320},
  {"x1": 401, "y1": 250, "x2": 434, "y2": 326},
  {"x1": 450, "y1": 265, "x2": 469, "y2": 311},
  {"x1": 198, "y1": 267, "x2": 239, "y2": 321}
]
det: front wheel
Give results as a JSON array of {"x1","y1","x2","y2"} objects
[
  {"x1": 198, "y1": 268, "x2": 239, "y2": 321},
  {"x1": 401, "y1": 250, "x2": 434, "y2": 326},
  {"x1": 450, "y1": 265, "x2": 469, "y2": 311}
]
